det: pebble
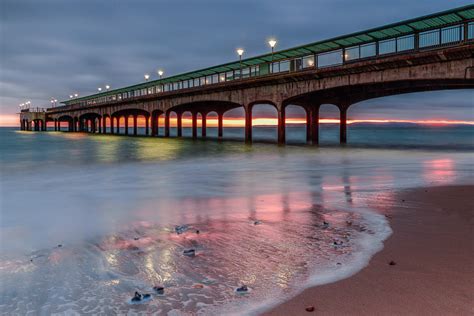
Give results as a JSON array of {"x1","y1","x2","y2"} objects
[
  {"x1": 153, "y1": 286, "x2": 164, "y2": 295},
  {"x1": 134, "y1": 237, "x2": 140, "y2": 241},
  {"x1": 236, "y1": 285, "x2": 248, "y2": 293},
  {"x1": 306, "y1": 306, "x2": 315, "y2": 312},
  {"x1": 192, "y1": 284, "x2": 204, "y2": 289},
  {"x1": 389, "y1": 260, "x2": 396, "y2": 266},
  {"x1": 196, "y1": 230, "x2": 200, "y2": 234},
  {"x1": 254, "y1": 220, "x2": 262, "y2": 225},
  {"x1": 183, "y1": 249, "x2": 196, "y2": 257},
  {"x1": 175, "y1": 225, "x2": 189, "y2": 235},
  {"x1": 57, "y1": 244, "x2": 62, "y2": 248}
]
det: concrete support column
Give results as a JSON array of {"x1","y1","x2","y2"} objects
[
  {"x1": 218, "y1": 112, "x2": 224, "y2": 139},
  {"x1": 165, "y1": 112, "x2": 170, "y2": 137},
  {"x1": 151, "y1": 114, "x2": 158, "y2": 136},
  {"x1": 110, "y1": 117, "x2": 114, "y2": 134},
  {"x1": 103, "y1": 117, "x2": 107, "y2": 134},
  {"x1": 278, "y1": 107, "x2": 286, "y2": 145},
  {"x1": 54, "y1": 120, "x2": 57, "y2": 131},
  {"x1": 116, "y1": 117, "x2": 120, "y2": 134},
  {"x1": 98, "y1": 118, "x2": 102, "y2": 133},
  {"x1": 245, "y1": 105, "x2": 252, "y2": 143},
  {"x1": 311, "y1": 105, "x2": 320, "y2": 145},
  {"x1": 177, "y1": 113, "x2": 183, "y2": 137},
  {"x1": 92, "y1": 119, "x2": 97, "y2": 133},
  {"x1": 201, "y1": 113, "x2": 207, "y2": 137},
  {"x1": 58, "y1": 120, "x2": 62, "y2": 132},
  {"x1": 192, "y1": 112, "x2": 198, "y2": 139},
  {"x1": 305, "y1": 108, "x2": 311, "y2": 143},
  {"x1": 340, "y1": 107, "x2": 347, "y2": 144},
  {"x1": 145, "y1": 116, "x2": 149, "y2": 135},
  {"x1": 125, "y1": 116, "x2": 129, "y2": 135},
  {"x1": 133, "y1": 115, "x2": 138, "y2": 136}
]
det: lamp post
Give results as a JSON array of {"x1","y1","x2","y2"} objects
[
  {"x1": 268, "y1": 39, "x2": 277, "y2": 73},
  {"x1": 236, "y1": 48, "x2": 244, "y2": 79},
  {"x1": 69, "y1": 95, "x2": 73, "y2": 99},
  {"x1": 74, "y1": 93, "x2": 78, "y2": 98},
  {"x1": 98, "y1": 87, "x2": 102, "y2": 92},
  {"x1": 105, "y1": 85, "x2": 110, "y2": 91},
  {"x1": 158, "y1": 70, "x2": 164, "y2": 79},
  {"x1": 144, "y1": 74, "x2": 150, "y2": 81}
]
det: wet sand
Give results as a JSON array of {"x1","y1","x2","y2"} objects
[{"x1": 265, "y1": 185, "x2": 474, "y2": 316}]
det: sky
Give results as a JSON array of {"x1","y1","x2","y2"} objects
[{"x1": 1, "y1": 0, "x2": 473, "y2": 126}]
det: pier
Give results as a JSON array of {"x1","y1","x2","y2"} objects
[{"x1": 20, "y1": 5, "x2": 474, "y2": 144}]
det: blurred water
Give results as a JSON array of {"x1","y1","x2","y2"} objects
[{"x1": 0, "y1": 126, "x2": 472, "y2": 314}]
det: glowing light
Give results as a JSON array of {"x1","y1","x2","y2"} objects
[
  {"x1": 268, "y1": 39, "x2": 277, "y2": 48},
  {"x1": 105, "y1": 85, "x2": 110, "y2": 90},
  {"x1": 144, "y1": 74, "x2": 150, "y2": 81},
  {"x1": 236, "y1": 48, "x2": 244, "y2": 56},
  {"x1": 74, "y1": 93, "x2": 78, "y2": 97},
  {"x1": 98, "y1": 87, "x2": 102, "y2": 92},
  {"x1": 158, "y1": 70, "x2": 164, "y2": 78}
]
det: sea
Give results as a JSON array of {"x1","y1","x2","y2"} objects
[{"x1": 0, "y1": 124, "x2": 472, "y2": 315}]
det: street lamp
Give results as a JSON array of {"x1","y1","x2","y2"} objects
[
  {"x1": 74, "y1": 93, "x2": 78, "y2": 97},
  {"x1": 144, "y1": 74, "x2": 150, "y2": 81},
  {"x1": 268, "y1": 39, "x2": 277, "y2": 73},
  {"x1": 105, "y1": 85, "x2": 110, "y2": 91},
  {"x1": 236, "y1": 48, "x2": 244, "y2": 79},
  {"x1": 98, "y1": 87, "x2": 102, "y2": 92},
  {"x1": 69, "y1": 95, "x2": 73, "y2": 99},
  {"x1": 157, "y1": 69, "x2": 164, "y2": 79}
]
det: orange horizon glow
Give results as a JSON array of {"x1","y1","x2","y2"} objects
[{"x1": 3, "y1": 113, "x2": 474, "y2": 127}]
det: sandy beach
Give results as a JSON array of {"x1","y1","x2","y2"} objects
[{"x1": 266, "y1": 185, "x2": 474, "y2": 316}]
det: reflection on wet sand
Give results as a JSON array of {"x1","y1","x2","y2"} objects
[{"x1": 0, "y1": 188, "x2": 387, "y2": 315}]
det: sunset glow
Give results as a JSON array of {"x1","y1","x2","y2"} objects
[{"x1": 4, "y1": 114, "x2": 474, "y2": 128}]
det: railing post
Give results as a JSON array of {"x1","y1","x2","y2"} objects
[{"x1": 464, "y1": 22, "x2": 469, "y2": 43}]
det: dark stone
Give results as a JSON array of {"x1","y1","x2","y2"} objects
[
  {"x1": 134, "y1": 237, "x2": 139, "y2": 241},
  {"x1": 236, "y1": 285, "x2": 248, "y2": 293},
  {"x1": 306, "y1": 306, "x2": 315, "y2": 312},
  {"x1": 183, "y1": 249, "x2": 196, "y2": 257},
  {"x1": 153, "y1": 286, "x2": 164, "y2": 295},
  {"x1": 389, "y1": 260, "x2": 396, "y2": 266},
  {"x1": 57, "y1": 244, "x2": 62, "y2": 248},
  {"x1": 196, "y1": 230, "x2": 200, "y2": 234},
  {"x1": 132, "y1": 291, "x2": 142, "y2": 302}
]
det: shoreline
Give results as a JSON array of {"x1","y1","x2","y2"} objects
[{"x1": 265, "y1": 185, "x2": 474, "y2": 315}]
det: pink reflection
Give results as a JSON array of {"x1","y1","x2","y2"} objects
[{"x1": 423, "y1": 158, "x2": 455, "y2": 185}]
